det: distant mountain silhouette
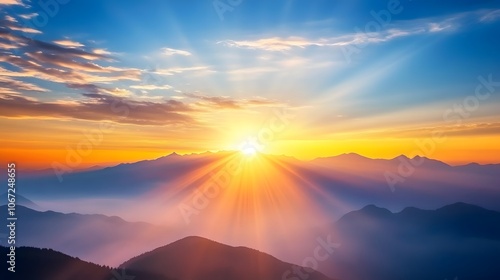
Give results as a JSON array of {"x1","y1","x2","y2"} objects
[
  {"x1": 317, "y1": 202, "x2": 500, "y2": 280},
  {"x1": 0, "y1": 205, "x2": 179, "y2": 266},
  {"x1": 18, "y1": 152, "x2": 500, "y2": 215},
  {"x1": 336, "y1": 202, "x2": 500, "y2": 240},
  {"x1": 0, "y1": 246, "x2": 170, "y2": 280},
  {"x1": 18, "y1": 151, "x2": 226, "y2": 197},
  {"x1": 0, "y1": 193, "x2": 40, "y2": 210},
  {"x1": 121, "y1": 236, "x2": 334, "y2": 280}
]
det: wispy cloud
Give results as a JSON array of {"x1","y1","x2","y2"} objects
[
  {"x1": 0, "y1": 20, "x2": 142, "y2": 97},
  {"x1": 184, "y1": 92, "x2": 282, "y2": 109},
  {"x1": 53, "y1": 39, "x2": 85, "y2": 48},
  {"x1": 0, "y1": 75, "x2": 47, "y2": 94},
  {"x1": 367, "y1": 122, "x2": 500, "y2": 138},
  {"x1": 218, "y1": 9, "x2": 500, "y2": 52},
  {"x1": 480, "y1": 9, "x2": 500, "y2": 22},
  {"x1": 0, "y1": 8, "x2": 272, "y2": 127},
  {"x1": 219, "y1": 36, "x2": 323, "y2": 51},
  {"x1": 18, "y1": 13, "x2": 37, "y2": 19},
  {"x1": 1, "y1": 15, "x2": 41, "y2": 33},
  {"x1": 130, "y1": 84, "x2": 173, "y2": 90},
  {"x1": 152, "y1": 66, "x2": 210, "y2": 76},
  {"x1": 0, "y1": 0, "x2": 24, "y2": 6},
  {"x1": 92, "y1": 48, "x2": 113, "y2": 55},
  {"x1": 161, "y1": 47, "x2": 192, "y2": 56},
  {"x1": 0, "y1": 93, "x2": 197, "y2": 125}
]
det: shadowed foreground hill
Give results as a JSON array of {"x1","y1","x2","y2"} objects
[
  {"x1": 121, "y1": 236, "x2": 334, "y2": 280},
  {"x1": 0, "y1": 247, "x2": 170, "y2": 280}
]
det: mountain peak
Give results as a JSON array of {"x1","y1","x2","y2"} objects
[
  {"x1": 361, "y1": 204, "x2": 392, "y2": 215},
  {"x1": 337, "y1": 152, "x2": 370, "y2": 160},
  {"x1": 0, "y1": 193, "x2": 40, "y2": 210},
  {"x1": 121, "y1": 235, "x2": 333, "y2": 280},
  {"x1": 312, "y1": 152, "x2": 371, "y2": 163},
  {"x1": 437, "y1": 202, "x2": 486, "y2": 213},
  {"x1": 338, "y1": 205, "x2": 392, "y2": 225}
]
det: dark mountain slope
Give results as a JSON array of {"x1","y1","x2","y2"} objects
[{"x1": 121, "y1": 236, "x2": 334, "y2": 280}]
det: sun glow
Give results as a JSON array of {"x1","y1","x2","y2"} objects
[
  {"x1": 239, "y1": 140, "x2": 259, "y2": 156},
  {"x1": 242, "y1": 146, "x2": 257, "y2": 155}
]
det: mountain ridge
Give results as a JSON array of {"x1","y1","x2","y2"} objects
[
  {"x1": 13, "y1": 151, "x2": 500, "y2": 175},
  {"x1": 120, "y1": 235, "x2": 334, "y2": 280}
]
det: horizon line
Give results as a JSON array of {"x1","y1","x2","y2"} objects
[{"x1": 10, "y1": 150, "x2": 499, "y2": 174}]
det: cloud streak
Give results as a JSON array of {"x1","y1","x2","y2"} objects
[
  {"x1": 218, "y1": 9, "x2": 500, "y2": 52},
  {"x1": 0, "y1": 93, "x2": 196, "y2": 126},
  {"x1": 184, "y1": 92, "x2": 282, "y2": 109},
  {"x1": 0, "y1": 0, "x2": 24, "y2": 6},
  {"x1": 162, "y1": 47, "x2": 192, "y2": 56}
]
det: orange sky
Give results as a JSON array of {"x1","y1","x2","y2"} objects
[{"x1": 2, "y1": 114, "x2": 499, "y2": 171}]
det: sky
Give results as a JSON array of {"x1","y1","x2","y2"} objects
[{"x1": 1, "y1": 0, "x2": 500, "y2": 169}]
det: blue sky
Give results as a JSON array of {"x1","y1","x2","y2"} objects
[
  {"x1": 1, "y1": 0, "x2": 500, "y2": 165},
  {"x1": 3, "y1": 0, "x2": 500, "y2": 102}
]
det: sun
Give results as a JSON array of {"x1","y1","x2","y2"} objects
[
  {"x1": 239, "y1": 140, "x2": 259, "y2": 156},
  {"x1": 241, "y1": 146, "x2": 257, "y2": 156}
]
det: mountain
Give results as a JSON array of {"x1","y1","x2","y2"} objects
[
  {"x1": 121, "y1": 236, "x2": 334, "y2": 280},
  {"x1": 11, "y1": 152, "x2": 500, "y2": 270},
  {"x1": 0, "y1": 205, "x2": 181, "y2": 266},
  {"x1": 0, "y1": 238, "x2": 333, "y2": 280},
  {"x1": 0, "y1": 246, "x2": 170, "y2": 280},
  {"x1": 2, "y1": 203, "x2": 499, "y2": 280},
  {"x1": 293, "y1": 153, "x2": 500, "y2": 211},
  {"x1": 17, "y1": 151, "x2": 226, "y2": 198},
  {"x1": 0, "y1": 193, "x2": 40, "y2": 210},
  {"x1": 18, "y1": 152, "x2": 500, "y2": 213},
  {"x1": 315, "y1": 202, "x2": 500, "y2": 280}
]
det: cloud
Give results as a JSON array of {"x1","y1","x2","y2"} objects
[
  {"x1": 184, "y1": 93, "x2": 282, "y2": 109},
  {"x1": 152, "y1": 66, "x2": 209, "y2": 76},
  {"x1": 0, "y1": 7, "x2": 284, "y2": 128},
  {"x1": 92, "y1": 48, "x2": 113, "y2": 55},
  {"x1": 130, "y1": 84, "x2": 173, "y2": 90},
  {"x1": 0, "y1": 16, "x2": 154, "y2": 118},
  {"x1": 24, "y1": 52, "x2": 139, "y2": 76},
  {"x1": 0, "y1": 75, "x2": 48, "y2": 94},
  {"x1": 368, "y1": 122, "x2": 500, "y2": 138},
  {"x1": 219, "y1": 28, "x2": 427, "y2": 52},
  {"x1": 53, "y1": 39, "x2": 85, "y2": 48},
  {"x1": 0, "y1": 0, "x2": 24, "y2": 6},
  {"x1": 4, "y1": 15, "x2": 16, "y2": 22},
  {"x1": 0, "y1": 23, "x2": 142, "y2": 92},
  {"x1": 0, "y1": 93, "x2": 197, "y2": 126},
  {"x1": 0, "y1": 53, "x2": 141, "y2": 84},
  {"x1": 428, "y1": 22, "x2": 453, "y2": 32},
  {"x1": 1, "y1": 16, "x2": 42, "y2": 34},
  {"x1": 161, "y1": 47, "x2": 192, "y2": 56},
  {"x1": 480, "y1": 9, "x2": 500, "y2": 22},
  {"x1": 18, "y1": 13, "x2": 37, "y2": 19},
  {"x1": 218, "y1": 9, "x2": 499, "y2": 52},
  {"x1": 219, "y1": 37, "x2": 323, "y2": 51}
]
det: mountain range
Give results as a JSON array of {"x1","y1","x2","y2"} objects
[
  {"x1": 14, "y1": 152, "x2": 500, "y2": 213},
  {"x1": 2, "y1": 202, "x2": 500, "y2": 280}
]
